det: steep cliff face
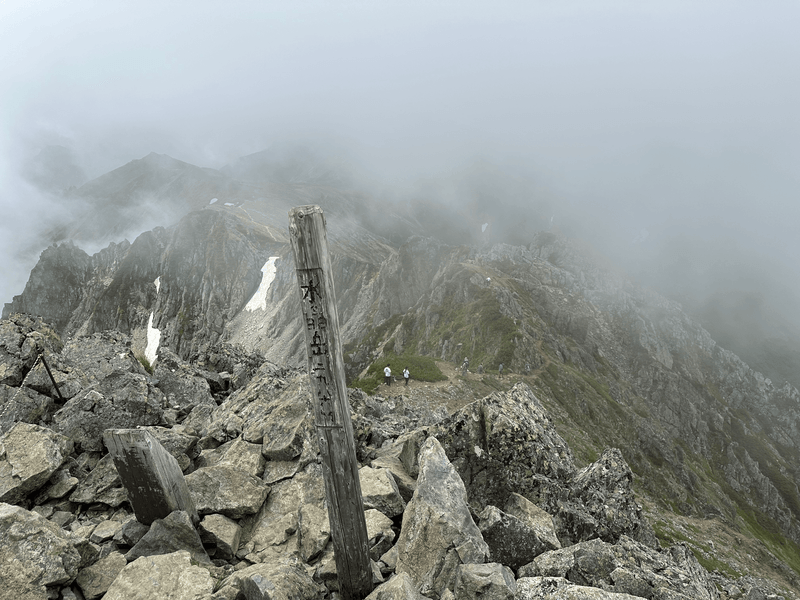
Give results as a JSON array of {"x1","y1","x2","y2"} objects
[
  {"x1": 3, "y1": 241, "x2": 129, "y2": 332},
  {"x1": 4, "y1": 206, "x2": 400, "y2": 366},
  {"x1": 7, "y1": 210, "x2": 285, "y2": 360}
]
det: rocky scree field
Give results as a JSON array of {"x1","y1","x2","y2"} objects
[{"x1": 0, "y1": 313, "x2": 796, "y2": 599}]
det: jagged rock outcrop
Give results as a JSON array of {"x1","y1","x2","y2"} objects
[
  {"x1": 395, "y1": 436, "x2": 489, "y2": 598},
  {"x1": 390, "y1": 384, "x2": 654, "y2": 549},
  {"x1": 544, "y1": 447, "x2": 658, "y2": 548},
  {"x1": 2, "y1": 242, "x2": 98, "y2": 332},
  {"x1": 0, "y1": 315, "x2": 62, "y2": 386},
  {"x1": 518, "y1": 536, "x2": 719, "y2": 600},
  {"x1": 4, "y1": 206, "x2": 399, "y2": 369},
  {"x1": 428, "y1": 384, "x2": 577, "y2": 512}
]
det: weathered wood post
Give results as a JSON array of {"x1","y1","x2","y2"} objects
[
  {"x1": 288, "y1": 205, "x2": 373, "y2": 600},
  {"x1": 104, "y1": 428, "x2": 198, "y2": 526}
]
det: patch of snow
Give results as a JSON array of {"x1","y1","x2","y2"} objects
[
  {"x1": 209, "y1": 198, "x2": 218, "y2": 204},
  {"x1": 154, "y1": 276, "x2": 161, "y2": 294},
  {"x1": 245, "y1": 257, "x2": 280, "y2": 312},
  {"x1": 482, "y1": 223, "x2": 488, "y2": 233},
  {"x1": 224, "y1": 202, "x2": 235, "y2": 206},
  {"x1": 145, "y1": 312, "x2": 161, "y2": 365}
]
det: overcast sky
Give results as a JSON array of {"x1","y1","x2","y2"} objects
[{"x1": 1, "y1": 1, "x2": 799, "y2": 309}]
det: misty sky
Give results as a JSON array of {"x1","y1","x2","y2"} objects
[{"x1": 1, "y1": 1, "x2": 799, "y2": 307}]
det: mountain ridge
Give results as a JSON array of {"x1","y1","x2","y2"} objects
[{"x1": 5, "y1": 148, "x2": 800, "y2": 596}]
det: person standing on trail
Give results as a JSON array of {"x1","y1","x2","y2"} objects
[
  {"x1": 462, "y1": 357, "x2": 469, "y2": 376},
  {"x1": 403, "y1": 367, "x2": 410, "y2": 386},
  {"x1": 498, "y1": 363, "x2": 504, "y2": 378},
  {"x1": 384, "y1": 364, "x2": 392, "y2": 386}
]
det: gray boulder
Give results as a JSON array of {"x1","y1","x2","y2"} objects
[
  {"x1": 58, "y1": 331, "x2": 147, "y2": 386},
  {"x1": 364, "y1": 573, "x2": 428, "y2": 600},
  {"x1": 185, "y1": 464, "x2": 270, "y2": 519},
  {"x1": 34, "y1": 466, "x2": 79, "y2": 502},
  {"x1": 89, "y1": 518, "x2": 123, "y2": 543},
  {"x1": 102, "y1": 550, "x2": 215, "y2": 600},
  {"x1": 371, "y1": 440, "x2": 417, "y2": 503},
  {"x1": 0, "y1": 354, "x2": 25, "y2": 387},
  {"x1": 298, "y1": 502, "x2": 330, "y2": 563},
  {"x1": 198, "y1": 365, "x2": 313, "y2": 457},
  {"x1": 395, "y1": 436, "x2": 489, "y2": 599},
  {"x1": 0, "y1": 386, "x2": 55, "y2": 434},
  {"x1": 365, "y1": 508, "x2": 396, "y2": 562},
  {"x1": 453, "y1": 563, "x2": 516, "y2": 600},
  {"x1": 198, "y1": 513, "x2": 242, "y2": 561},
  {"x1": 477, "y1": 502, "x2": 558, "y2": 572},
  {"x1": 53, "y1": 372, "x2": 164, "y2": 452},
  {"x1": 504, "y1": 492, "x2": 561, "y2": 550},
  {"x1": 241, "y1": 462, "x2": 325, "y2": 564},
  {"x1": 113, "y1": 517, "x2": 149, "y2": 547},
  {"x1": 217, "y1": 436, "x2": 266, "y2": 477},
  {"x1": 516, "y1": 576, "x2": 646, "y2": 599},
  {"x1": 262, "y1": 458, "x2": 303, "y2": 484},
  {"x1": 125, "y1": 510, "x2": 211, "y2": 564},
  {"x1": 0, "y1": 422, "x2": 72, "y2": 503},
  {"x1": 152, "y1": 347, "x2": 216, "y2": 415},
  {"x1": 0, "y1": 318, "x2": 30, "y2": 387},
  {"x1": 69, "y1": 453, "x2": 127, "y2": 507},
  {"x1": 360, "y1": 465, "x2": 406, "y2": 518},
  {"x1": 220, "y1": 562, "x2": 322, "y2": 600},
  {"x1": 0, "y1": 503, "x2": 81, "y2": 598},
  {"x1": 75, "y1": 551, "x2": 127, "y2": 600}
]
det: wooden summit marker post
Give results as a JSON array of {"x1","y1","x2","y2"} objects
[{"x1": 288, "y1": 206, "x2": 373, "y2": 600}]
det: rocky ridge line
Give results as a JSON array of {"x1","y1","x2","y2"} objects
[{"x1": 0, "y1": 314, "x2": 792, "y2": 599}]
